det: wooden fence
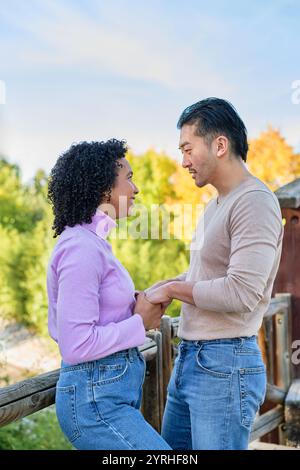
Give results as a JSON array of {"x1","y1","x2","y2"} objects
[{"x1": 0, "y1": 292, "x2": 300, "y2": 448}]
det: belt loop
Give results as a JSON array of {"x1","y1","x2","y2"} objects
[{"x1": 128, "y1": 348, "x2": 134, "y2": 363}]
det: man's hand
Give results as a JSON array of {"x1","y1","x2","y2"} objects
[
  {"x1": 146, "y1": 281, "x2": 196, "y2": 307},
  {"x1": 144, "y1": 280, "x2": 169, "y2": 296},
  {"x1": 145, "y1": 284, "x2": 173, "y2": 304}
]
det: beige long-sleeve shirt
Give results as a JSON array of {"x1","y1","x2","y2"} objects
[{"x1": 178, "y1": 175, "x2": 284, "y2": 340}]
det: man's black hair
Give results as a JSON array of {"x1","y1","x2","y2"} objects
[{"x1": 177, "y1": 97, "x2": 248, "y2": 162}]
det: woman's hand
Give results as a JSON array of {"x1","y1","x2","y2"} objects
[
  {"x1": 145, "y1": 283, "x2": 173, "y2": 305},
  {"x1": 134, "y1": 292, "x2": 164, "y2": 330}
]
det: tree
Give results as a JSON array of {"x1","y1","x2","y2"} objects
[
  {"x1": 0, "y1": 158, "x2": 46, "y2": 232},
  {"x1": 247, "y1": 127, "x2": 300, "y2": 191},
  {"x1": 0, "y1": 161, "x2": 55, "y2": 333}
]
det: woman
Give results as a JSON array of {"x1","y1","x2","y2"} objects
[{"x1": 47, "y1": 139, "x2": 171, "y2": 450}]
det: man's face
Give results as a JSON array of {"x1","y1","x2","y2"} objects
[{"x1": 179, "y1": 124, "x2": 218, "y2": 188}]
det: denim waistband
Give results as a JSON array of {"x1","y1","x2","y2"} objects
[
  {"x1": 180, "y1": 335, "x2": 257, "y2": 347},
  {"x1": 60, "y1": 347, "x2": 141, "y2": 372}
]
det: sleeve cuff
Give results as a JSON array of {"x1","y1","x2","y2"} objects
[
  {"x1": 118, "y1": 313, "x2": 146, "y2": 348},
  {"x1": 133, "y1": 313, "x2": 146, "y2": 342}
]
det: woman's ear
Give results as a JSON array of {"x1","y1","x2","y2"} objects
[{"x1": 102, "y1": 191, "x2": 111, "y2": 203}]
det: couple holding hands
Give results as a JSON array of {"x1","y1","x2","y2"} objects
[{"x1": 47, "y1": 98, "x2": 283, "y2": 450}]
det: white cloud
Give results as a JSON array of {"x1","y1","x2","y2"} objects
[{"x1": 0, "y1": 0, "x2": 232, "y2": 93}]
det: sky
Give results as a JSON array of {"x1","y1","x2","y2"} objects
[{"x1": 0, "y1": 0, "x2": 299, "y2": 183}]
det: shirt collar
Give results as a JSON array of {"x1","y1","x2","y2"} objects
[{"x1": 81, "y1": 209, "x2": 117, "y2": 239}]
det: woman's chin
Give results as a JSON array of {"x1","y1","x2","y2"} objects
[
  {"x1": 117, "y1": 204, "x2": 134, "y2": 219},
  {"x1": 127, "y1": 202, "x2": 135, "y2": 217}
]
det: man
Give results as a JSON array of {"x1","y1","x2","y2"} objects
[{"x1": 146, "y1": 97, "x2": 283, "y2": 450}]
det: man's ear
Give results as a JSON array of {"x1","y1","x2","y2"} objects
[{"x1": 214, "y1": 136, "x2": 229, "y2": 158}]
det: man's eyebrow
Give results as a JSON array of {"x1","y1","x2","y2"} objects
[{"x1": 178, "y1": 141, "x2": 191, "y2": 150}]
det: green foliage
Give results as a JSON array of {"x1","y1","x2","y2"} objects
[
  {"x1": 2, "y1": 217, "x2": 55, "y2": 334},
  {"x1": 111, "y1": 236, "x2": 188, "y2": 317},
  {"x1": 127, "y1": 149, "x2": 177, "y2": 205},
  {"x1": 0, "y1": 407, "x2": 73, "y2": 450},
  {"x1": 0, "y1": 158, "x2": 45, "y2": 232},
  {"x1": 0, "y1": 158, "x2": 55, "y2": 333}
]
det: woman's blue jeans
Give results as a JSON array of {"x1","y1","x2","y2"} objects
[
  {"x1": 161, "y1": 336, "x2": 267, "y2": 450},
  {"x1": 55, "y1": 347, "x2": 171, "y2": 450}
]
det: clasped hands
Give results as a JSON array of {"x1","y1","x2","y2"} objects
[{"x1": 133, "y1": 281, "x2": 174, "y2": 331}]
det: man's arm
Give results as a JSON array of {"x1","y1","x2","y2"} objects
[
  {"x1": 147, "y1": 192, "x2": 283, "y2": 313},
  {"x1": 146, "y1": 280, "x2": 196, "y2": 305},
  {"x1": 145, "y1": 272, "x2": 188, "y2": 294}
]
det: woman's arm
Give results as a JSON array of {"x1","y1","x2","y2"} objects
[{"x1": 56, "y1": 239, "x2": 146, "y2": 365}]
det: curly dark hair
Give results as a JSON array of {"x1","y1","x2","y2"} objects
[{"x1": 47, "y1": 139, "x2": 127, "y2": 238}]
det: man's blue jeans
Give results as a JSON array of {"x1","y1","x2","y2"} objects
[
  {"x1": 55, "y1": 347, "x2": 171, "y2": 450},
  {"x1": 162, "y1": 336, "x2": 266, "y2": 450}
]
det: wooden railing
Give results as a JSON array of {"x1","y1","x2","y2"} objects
[{"x1": 0, "y1": 292, "x2": 299, "y2": 447}]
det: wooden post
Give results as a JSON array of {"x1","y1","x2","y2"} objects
[
  {"x1": 160, "y1": 316, "x2": 172, "y2": 407},
  {"x1": 274, "y1": 293, "x2": 292, "y2": 390},
  {"x1": 274, "y1": 178, "x2": 300, "y2": 378},
  {"x1": 284, "y1": 379, "x2": 300, "y2": 447},
  {"x1": 141, "y1": 331, "x2": 163, "y2": 432},
  {"x1": 258, "y1": 296, "x2": 292, "y2": 444},
  {"x1": 260, "y1": 316, "x2": 275, "y2": 385}
]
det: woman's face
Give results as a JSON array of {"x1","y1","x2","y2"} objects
[{"x1": 101, "y1": 158, "x2": 139, "y2": 219}]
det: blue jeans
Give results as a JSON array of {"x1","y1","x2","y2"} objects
[
  {"x1": 55, "y1": 347, "x2": 171, "y2": 450},
  {"x1": 162, "y1": 336, "x2": 266, "y2": 450}
]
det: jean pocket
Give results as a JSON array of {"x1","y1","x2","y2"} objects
[
  {"x1": 55, "y1": 385, "x2": 81, "y2": 443},
  {"x1": 94, "y1": 358, "x2": 129, "y2": 385},
  {"x1": 196, "y1": 344, "x2": 233, "y2": 378},
  {"x1": 239, "y1": 365, "x2": 266, "y2": 430}
]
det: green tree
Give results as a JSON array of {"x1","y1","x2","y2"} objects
[
  {"x1": 0, "y1": 158, "x2": 45, "y2": 232},
  {"x1": 0, "y1": 159, "x2": 55, "y2": 333}
]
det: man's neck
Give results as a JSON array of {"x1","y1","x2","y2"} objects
[{"x1": 211, "y1": 160, "x2": 252, "y2": 199}]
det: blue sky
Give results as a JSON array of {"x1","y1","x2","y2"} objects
[{"x1": 0, "y1": 0, "x2": 299, "y2": 182}]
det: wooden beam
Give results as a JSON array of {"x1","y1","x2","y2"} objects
[
  {"x1": 266, "y1": 383, "x2": 286, "y2": 405},
  {"x1": 250, "y1": 406, "x2": 284, "y2": 442},
  {"x1": 275, "y1": 178, "x2": 300, "y2": 209},
  {"x1": 249, "y1": 441, "x2": 298, "y2": 450},
  {"x1": 0, "y1": 370, "x2": 59, "y2": 407},
  {"x1": 263, "y1": 299, "x2": 290, "y2": 319},
  {"x1": 0, "y1": 387, "x2": 56, "y2": 427}
]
